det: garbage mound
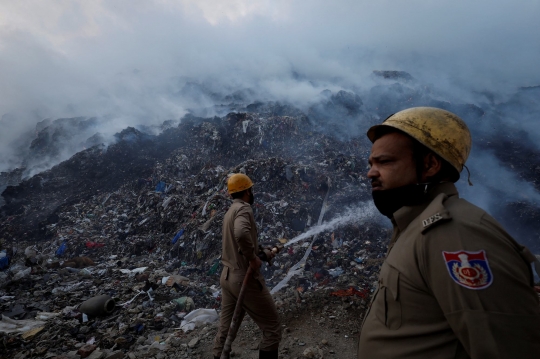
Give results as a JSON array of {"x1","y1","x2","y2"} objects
[
  {"x1": 1, "y1": 81, "x2": 540, "y2": 357},
  {"x1": 0, "y1": 110, "x2": 392, "y2": 358}
]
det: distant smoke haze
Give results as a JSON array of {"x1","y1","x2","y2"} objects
[
  {"x1": 1, "y1": 1, "x2": 540, "y2": 249},
  {"x1": 1, "y1": 1, "x2": 539, "y2": 134}
]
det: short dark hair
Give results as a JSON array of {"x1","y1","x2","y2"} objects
[
  {"x1": 410, "y1": 138, "x2": 458, "y2": 182},
  {"x1": 372, "y1": 126, "x2": 459, "y2": 182},
  {"x1": 231, "y1": 188, "x2": 248, "y2": 199}
]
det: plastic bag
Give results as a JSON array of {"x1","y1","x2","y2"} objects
[
  {"x1": 119, "y1": 267, "x2": 147, "y2": 275},
  {"x1": 56, "y1": 242, "x2": 67, "y2": 257},
  {"x1": 171, "y1": 297, "x2": 194, "y2": 311},
  {"x1": 179, "y1": 308, "x2": 219, "y2": 332},
  {"x1": 0, "y1": 315, "x2": 45, "y2": 334},
  {"x1": 171, "y1": 229, "x2": 184, "y2": 244},
  {"x1": 0, "y1": 255, "x2": 9, "y2": 270},
  {"x1": 207, "y1": 261, "x2": 220, "y2": 275},
  {"x1": 13, "y1": 267, "x2": 31, "y2": 281},
  {"x1": 155, "y1": 181, "x2": 166, "y2": 193},
  {"x1": 35, "y1": 312, "x2": 61, "y2": 320}
]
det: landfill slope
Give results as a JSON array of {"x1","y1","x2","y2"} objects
[
  {"x1": 0, "y1": 110, "x2": 389, "y2": 359},
  {"x1": 1, "y1": 81, "x2": 540, "y2": 358}
]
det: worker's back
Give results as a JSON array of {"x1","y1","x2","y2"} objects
[{"x1": 221, "y1": 198, "x2": 258, "y2": 272}]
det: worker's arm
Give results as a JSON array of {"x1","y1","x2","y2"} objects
[
  {"x1": 420, "y1": 215, "x2": 540, "y2": 359},
  {"x1": 233, "y1": 207, "x2": 256, "y2": 262}
]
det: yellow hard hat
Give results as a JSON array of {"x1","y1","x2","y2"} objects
[
  {"x1": 367, "y1": 107, "x2": 472, "y2": 176},
  {"x1": 227, "y1": 173, "x2": 254, "y2": 194}
]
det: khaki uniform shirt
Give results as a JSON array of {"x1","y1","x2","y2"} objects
[
  {"x1": 358, "y1": 183, "x2": 540, "y2": 359},
  {"x1": 221, "y1": 199, "x2": 259, "y2": 271}
]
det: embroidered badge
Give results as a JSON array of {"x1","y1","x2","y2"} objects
[{"x1": 442, "y1": 250, "x2": 493, "y2": 290}]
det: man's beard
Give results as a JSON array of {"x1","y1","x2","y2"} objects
[{"x1": 371, "y1": 183, "x2": 427, "y2": 218}]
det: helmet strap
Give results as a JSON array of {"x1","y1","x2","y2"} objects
[{"x1": 463, "y1": 165, "x2": 473, "y2": 186}]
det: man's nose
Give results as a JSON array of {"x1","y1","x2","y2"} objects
[{"x1": 367, "y1": 165, "x2": 379, "y2": 179}]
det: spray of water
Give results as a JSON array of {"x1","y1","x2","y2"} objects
[
  {"x1": 283, "y1": 202, "x2": 378, "y2": 247},
  {"x1": 271, "y1": 201, "x2": 379, "y2": 294}
]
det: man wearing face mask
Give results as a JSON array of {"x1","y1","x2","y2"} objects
[
  {"x1": 213, "y1": 173, "x2": 281, "y2": 359},
  {"x1": 357, "y1": 107, "x2": 540, "y2": 358}
]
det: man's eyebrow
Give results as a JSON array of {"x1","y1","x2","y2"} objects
[
  {"x1": 370, "y1": 154, "x2": 393, "y2": 161},
  {"x1": 368, "y1": 154, "x2": 390, "y2": 165}
]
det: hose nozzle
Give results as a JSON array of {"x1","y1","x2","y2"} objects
[{"x1": 257, "y1": 245, "x2": 283, "y2": 265}]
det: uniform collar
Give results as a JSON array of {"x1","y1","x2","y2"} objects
[
  {"x1": 392, "y1": 182, "x2": 458, "y2": 232},
  {"x1": 233, "y1": 198, "x2": 248, "y2": 205}
]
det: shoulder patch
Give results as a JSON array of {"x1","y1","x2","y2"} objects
[{"x1": 442, "y1": 250, "x2": 493, "y2": 290}]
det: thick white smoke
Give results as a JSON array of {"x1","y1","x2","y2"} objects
[
  {"x1": 1, "y1": 1, "x2": 540, "y2": 251},
  {"x1": 1, "y1": 1, "x2": 539, "y2": 166}
]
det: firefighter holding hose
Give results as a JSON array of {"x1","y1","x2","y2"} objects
[
  {"x1": 213, "y1": 174, "x2": 281, "y2": 359},
  {"x1": 358, "y1": 107, "x2": 540, "y2": 358}
]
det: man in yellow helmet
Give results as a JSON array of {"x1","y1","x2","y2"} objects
[
  {"x1": 213, "y1": 173, "x2": 281, "y2": 359},
  {"x1": 358, "y1": 107, "x2": 540, "y2": 358}
]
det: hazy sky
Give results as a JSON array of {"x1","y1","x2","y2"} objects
[
  {"x1": 0, "y1": 0, "x2": 539, "y2": 171},
  {"x1": 2, "y1": 1, "x2": 539, "y2": 113}
]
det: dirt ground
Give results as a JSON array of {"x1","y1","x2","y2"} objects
[{"x1": 191, "y1": 292, "x2": 367, "y2": 358}]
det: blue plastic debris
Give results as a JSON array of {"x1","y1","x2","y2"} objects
[
  {"x1": 155, "y1": 181, "x2": 166, "y2": 193},
  {"x1": 134, "y1": 323, "x2": 145, "y2": 335},
  {"x1": 328, "y1": 267, "x2": 344, "y2": 277},
  {"x1": 172, "y1": 229, "x2": 185, "y2": 244},
  {"x1": 56, "y1": 242, "x2": 67, "y2": 257},
  {"x1": 0, "y1": 253, "x2": 9, "y2": 270},
  {"x1": 354, "y1": 258, "x2": 364, "y2": 264}
]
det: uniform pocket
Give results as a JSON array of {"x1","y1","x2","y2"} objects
[
  {"x1": 220, "y1": 266, "x2": 229, "y2": 284},
  {"x1": 375, "y1": 264, "x2": 402, "y2": 330}
]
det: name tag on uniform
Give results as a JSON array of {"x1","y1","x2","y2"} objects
[{"x1": 422, "y1": 213, "x2": 443, "y2": 228}]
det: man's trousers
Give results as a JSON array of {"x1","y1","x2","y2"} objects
[{"x1": 213, "y1": 266, "x2": 281, "y2": 357}]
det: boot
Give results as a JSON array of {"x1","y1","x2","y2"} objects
[{"x1": 259, "y1": 350, "x2": 278, "y2": 359}]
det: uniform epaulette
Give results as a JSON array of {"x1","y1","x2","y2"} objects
[{"x1": 421, "y1": 209, "x2": 451, "y2": 233}]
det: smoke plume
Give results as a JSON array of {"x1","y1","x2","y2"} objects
[{"x1": 1, "y1": 1, "x2": 540, "y2": 249}]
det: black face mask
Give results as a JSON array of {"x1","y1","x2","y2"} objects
[
  {"x1": 371, "y1": 183, "x2": 427, "y2": 218},
  {"x1": 248, "y1": 190, "x2": 255, "y2": 205}
]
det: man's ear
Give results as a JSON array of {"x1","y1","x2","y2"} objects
[{"x1": 422, "y1": 153, "x2": 442, "y2": 181}]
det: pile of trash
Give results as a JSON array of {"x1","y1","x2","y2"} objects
[
  {"x1": 0, "y1": 252, "x2": 224, "y2": 359},
  {"x1": 2, "y1": 80, "x2": 540, "y2": 357},
  {"x1": 0, "y1": 248, "x2": 374, "y2": 358},
  {"x1": 0, "y1": 110, "x2": 391, "y2": 358}
]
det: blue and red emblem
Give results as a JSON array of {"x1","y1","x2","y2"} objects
[{"x1": 442, "y1": 250, "x2": 493, "y2": 290}]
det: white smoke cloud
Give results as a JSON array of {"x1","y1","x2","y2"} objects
[
  {"x1": 458, "y1": 149, "x2": 540, "y2": 208},
  {"x1": 0, "y1": 0, "x2": 539, "y2": 173},
  {"x1": 0, "y1": 0, "x2": 539, "y2": 250}
]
